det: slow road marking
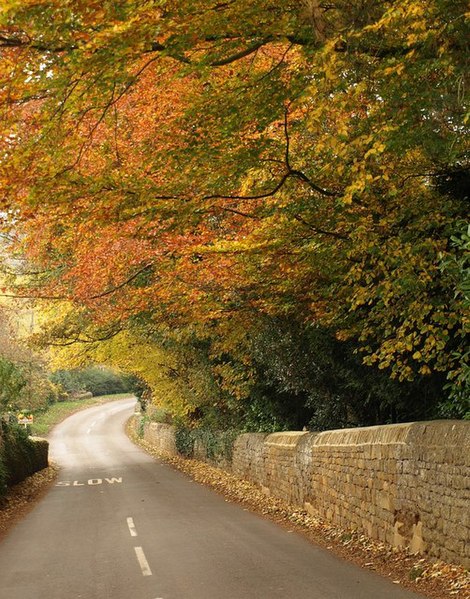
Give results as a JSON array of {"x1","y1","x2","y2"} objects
[
  {"x1": 56, "y1": 477, "x2": 123, "y2": 487},
  {"x1": 134, "y1": 546, "x2": 152, "y2": 576}
]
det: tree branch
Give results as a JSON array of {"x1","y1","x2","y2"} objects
[
  {"x1": 293, "y1": 214, "x2": 350, "y2": 240},
  {"x1": 87, "y1": 263, "x2": 154, "y2": 300},
  {"x1": 0, "y1": 263, "x2": 154, "y2": 302},
  {"x1": 0, "y1": 32, "x2": 76, "y2": 52},
  {"x1": 202, "y1": 171, "x2": 293, "y2": 202},
  {"x1": 209, "y1": 40, "x2": 268, "y2": 66},
  {"x1": 47, "y1": 325, "x2": 123, "y2": 346}
]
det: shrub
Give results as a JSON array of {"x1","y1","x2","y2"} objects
[
  {"x1": 0, "y1": 421, "x2": 48, "y2": 494},
  {"x1": 174, "y1": 425, "x2": 195, "y2": 458},
  {"x1": 50, "y1": 366, "x2": 135, "y2": 397}
]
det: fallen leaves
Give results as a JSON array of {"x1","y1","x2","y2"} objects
[{"x1": 0, "y1": 465, "x2": 58, "y2": 539}]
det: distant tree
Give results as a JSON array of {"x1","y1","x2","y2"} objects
[{"x1": 0, "y1": 308, "x2": 56, "y2": 412}]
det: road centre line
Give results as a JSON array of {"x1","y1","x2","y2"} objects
[
  {"x1": 134, "y1": 546, "x2": 152, "y2": 576},
  {"x1": 127, "y1": 517, "x2": 137, "y2": 537}
]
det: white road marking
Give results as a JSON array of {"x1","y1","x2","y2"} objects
[
  {"x1": 134, "y1": 546, "x2": 152, "y2": 576},
  {"x1": 127, "y1": 517, "x2": 137, "y2": 537},
  {"x1": 87, "y1": 420, "x2": 97, "y2": 435},
  {"x1": 55, "y1": 476, "x2": 123, "y2": 487}
]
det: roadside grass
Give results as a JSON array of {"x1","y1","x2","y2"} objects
[{"x1": 30, "y1": 393, "x2": 135, "y2": 437}]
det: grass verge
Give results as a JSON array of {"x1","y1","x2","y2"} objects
[{"x1": 30, "y1": 393, "x2": 135, "y2": 437}]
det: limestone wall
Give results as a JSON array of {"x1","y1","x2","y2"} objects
[
  {"x1": 136, "y1": 416, "x2": 470, "y2": 567},
  {"x1": 142, "y1": 421, "x2": 177, "y2": 455},
  {"x1": 232, "y1": 421, "x2": 470, "y2": 567}
]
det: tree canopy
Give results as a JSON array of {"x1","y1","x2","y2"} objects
[{"x1": 0, "y1": 0, "x2": 468, "y2": 427}]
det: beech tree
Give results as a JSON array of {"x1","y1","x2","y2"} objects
[{"x1": 0, "y1": 0, "x2": 468, "y2": 421}]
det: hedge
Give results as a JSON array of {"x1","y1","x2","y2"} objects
[{"x1": 0, "y1": 421, "x2": 49, "y2": 496}]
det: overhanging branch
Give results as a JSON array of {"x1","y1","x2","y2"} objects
[{"x1": 0, "y1": 263, "x2": 154, "y2": 302}]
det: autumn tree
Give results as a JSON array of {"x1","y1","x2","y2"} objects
[{"x1": 0, "y1": 0, "x2": 468, "y2": 424}]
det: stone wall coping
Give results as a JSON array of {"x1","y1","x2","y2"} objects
[
  {"x1": 307, "y1": 420, "x2": 469, "y2": 447},
  {"x1": 265, "y1": 431, "x2": 309, "y2": 448},
  {"x1": 404, "y1": 420, "x2": 470, "y2": 447},
  {"x1": 312, "y1": 422, "x2": 414, "y2": 446}
]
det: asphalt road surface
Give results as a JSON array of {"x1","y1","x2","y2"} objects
[{"x1": 0, "y1": 398, "x2": 426, "y2": 599}]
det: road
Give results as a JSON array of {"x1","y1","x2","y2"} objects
[{"x1": 0, "y1": 398, "x2": 426, "y2": 599}]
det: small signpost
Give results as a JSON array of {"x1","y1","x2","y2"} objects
[{"x1": 17, "y1": 414, "x2": 34, "y2": 427}]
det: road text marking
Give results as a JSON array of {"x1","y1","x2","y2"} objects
[
  {"x1": 127, "y1": 517, "x2": 137, "y2": 537},
  {"x1": 134, "y1": 546, "x2": 152, "y2": 576},
  {"x1": 56, "y1": 477, "x2": 123, "y2": 487}
]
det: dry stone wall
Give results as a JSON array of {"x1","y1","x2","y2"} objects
[
  {"x1": 136, "y1": 417, "x2": 470, "y2": 567},
  {"x1": 141, "y1": 421, "x2": 177, "y2": 455}
]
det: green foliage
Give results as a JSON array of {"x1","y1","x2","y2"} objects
[
  {"x1": 253, "y1": 320, "x2": 434, "y2": 430},
  {"x1": 0, "y1": 308, "x2": 57, "y2": 413},
  {"x1": 173, "y1": 424, "x2": 237, "y2": 462},
  {"x1": 174, "y1": 424, "x2": 195, "y2": 458},
  {"x1": 146, "y1": 406, "x2": 172, "y2": 424},
  {"x1": 0, "y1": 356, "x2": 56, "y2": 414},
  {"x1": 439, "y1": 223, "x2": 470, "y2": 418},
  {"x1": 216, "y1": 429, "x2": 239, "y2": 463},
  {"x1": 191, "y1": 428, "x2": 239, "y2": 462},
  {"x1": 50, "y1": 366, "x2": 135, "y2": 397},
  {"x1": 137, "y1": 415, "x2": 147, "y2": 439},
  {"x1": 0, "y1": 358, "x2": 27, "y2": 411},
  {"x1": 178, "y1": 316, "x2": 444, "y2": 432},
  {"x1": 0, "y1": 445, "x2": 8, "y2": 496}
]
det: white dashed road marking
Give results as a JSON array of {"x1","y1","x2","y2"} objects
[
  {"x1": 134, "y1": 546, "x2": 152, "y2": 576},
  {"x1": 127, "y1": 517, "x2": 138, "y2": 537}
]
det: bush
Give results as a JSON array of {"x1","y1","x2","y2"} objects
[
  {"x1": 50, "y1": 366, "x2": 134, "y2": 397},
  {"x1": 174, "y1": 424, "x2": 237, "y2": 463},
  {"x1": 174, "y1": 425, "x2": 195, "y2": 458},
  {"x1": 146, "y1": 405, "x2": 172, "y2": 424},
  {"x1": 0, "y1": 421, "x2": 49, "y2": 495}
]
